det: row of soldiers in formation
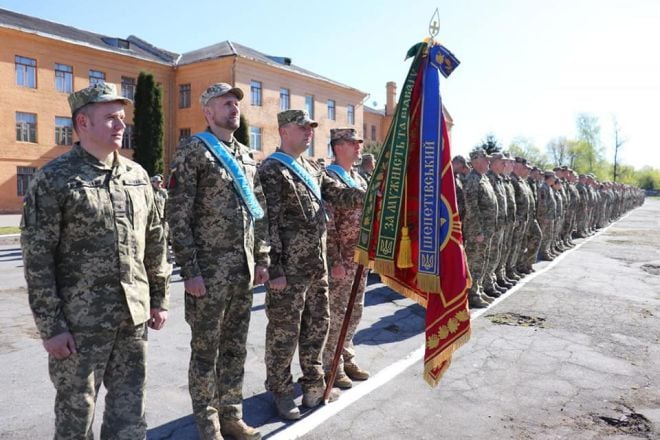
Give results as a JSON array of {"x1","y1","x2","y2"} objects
[{"x1": 452, "y1": 148, "x2": 645, "y2": 308}]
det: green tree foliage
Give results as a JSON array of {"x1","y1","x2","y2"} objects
[
  {"x1": 363, "y1": 142, "x2": 384, "y2": 159},
  {"x1": 477, "y1": 133, "x2": 501, "y2": 154},
  {"x1": 574, "y1": 113, "x2": 603, "y2": 173},
  {"x1": 635, "y1": 167, "x2": 660, "y2": 190},
  {"x1": 508, "y1": 136, "x2": 550, "y2": 169},
  {"x1": 235, "y1": 113, "x2": 250, "y2": 147},
  {"x1": 133, "y1": 72, "x2": 164, "y2": 176}
]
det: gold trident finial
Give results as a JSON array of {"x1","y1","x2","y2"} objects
[{"x1": 429, "y1": 8, "x2": 440, "y2": 41}]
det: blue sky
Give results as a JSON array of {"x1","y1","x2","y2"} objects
[{"x1": 3, "y1": 0, "x2": 659, "y2": 169}]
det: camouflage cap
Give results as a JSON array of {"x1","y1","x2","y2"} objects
[
  {"x1": 514, "y1": 156, "x2": 527, "y2": 164},
  {"x1": 544, "y1": 170, "x2": 556, "y2": 179},
  {"x1": 68, "y1": 83, "x2": 131, "y2": 114},
  {"x1": 469, "y1": 148, "x2": 491, "y2": 160},
  {"x1": 200, "y1": 82, "x2": 244, "y2": 106},
  {"x1": 150, "y1": 174, "x2": 163, "y2": 183},
  {"x1": 502, "y1": 150, "x2": 514, "y2": 160},
  {"x1": 362, "y1": 153, "x2": 375, "y2": 162},
  {"x1": 452, "y1": 154, "x2": 467, "y2": 165},
  {"x1": 331, "y1": 127, "x2": 363, "y2": 143},
  {"x1": 277, "y1": 109, "x2": 318, "y2": 128},
  {"x1": 490, "y1": 152, "x2": 504, "y2": 161}
]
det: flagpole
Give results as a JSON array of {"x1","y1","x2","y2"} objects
[{"x1": 323, "y1": 263, "x2": 365, "y2": 402}]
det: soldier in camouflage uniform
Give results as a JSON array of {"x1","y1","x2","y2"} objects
[
  {"x1": 358, "y1": 153, "x2": 375, "y2": 182},
  {"x1": 537, "y1": 171, "x2": 558, "y2": 260},
  {"x1": 463, "y1": 148, "x2": 498, "y2": 308},
  {"x1": 259, "y1": 110, "x2": 365, "y2": 420},
  {"x1": 322, "y1": 128, "x2": 370, "y2": 390},
  {"x1": 500, "y1": 153, "x2": 520, "y2": 283},
  {"x1": 21, "y1": 83, "x2": 171, "y2": 439},
  {"x1": 510, "y1": 157, "x2": 534, "y2": 274},
  {"x1": 484, "y1": 153, "x2": 507, "y2": 297},
  {"x1": 575, "y1": 174, "x2": 590, "y2": 237},
  {"x1": 151, "y1": 174, "x2": 169, "y2": 242},
  {"x1": 168, "y1": 84, "x2": 269, "y2": 440},
  {"x1": 452, "y1": 155, "x2": 470, "y2": 227}
]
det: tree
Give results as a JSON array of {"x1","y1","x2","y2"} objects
[
  {"x1": 508, "y1": 136, "x2": 550, "y2": 169},
  {"x1": 235, "y1": 114, "x2": 250, "y2": 147},
  {"x1": 546, "y1": 137, "x2": 570, "y2": 166},
  {"x1": 575, "y1": 113, "x2": 602, "y2": 173},
  {"x1": 133, "y1": 72, "x2": 164, "y2": 177},
  {"x1": 477, "y1": 133, "x2": 501, "y2": 154},
  {"x1": 363, "y1": 142, "x2": 384, "y2": 159},
  {"x1": 611, "y1": 116, "x2": 626, "y2": 182}
]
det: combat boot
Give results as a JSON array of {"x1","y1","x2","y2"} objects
[
  {"x1": 539, "y1": 253, "x2": 554, "y2": 261},
  {"x1": 332, "y1": 372, "x2": 353, "y2": 389},
  {"x1": 220, "y1": 418, "x2": 261, "y2": 440},
  {"x1": 468, "y1": 293, "x2": 489, "y2": 308},
  {"x1": 484, "y1": 286, "x2": 501, "y2": 298},
  {"x1": 344, "y1": 362, "x2": 370, "y2": 381},
  {"x1": 274, "y1": 394, "x2": 300, "y2": 420},
  {"x1": 496, "y1": 277, "x2": 513, "y2": 289},
  {"x1": 302, "y1": 387, "x2": 340, "y2": 408}
]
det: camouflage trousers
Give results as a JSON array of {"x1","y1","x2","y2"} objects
[
  {"x1": 507, "y1": 220, "x2": 527, "y2": 272},
  {"x1": 521, "y1": 219, "x2": 542, "y2": 268},
  {"x1": 48, "y1": 320, "x2": 147, "y2": 440},
  {"x1": 498, "y1": 221, "x2": 515, "y2": 278},
  {"x1": 576, "y1": 207, "x2": 588, "y2": 236},
  {"x1": 485, "y1": 228, "x2": 504, "y2": 288},
  {"x1": 265, "y1": 272, "x2": 330, "y2": 396},
  {"x1": 539, "y1": 218, "x2": 555, "y2": 256},
  {"x1": 322, "y1": 264, "x2": 368, "y2": 375},
  {"x1": 185, "y1": 281, "x2": 253, "y2": 439},
  {"x1": 464, "y1": 233, "x2": 493, "y2": 295}
]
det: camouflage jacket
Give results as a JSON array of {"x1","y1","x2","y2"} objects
[
  {"x1": 487, "y1": 170, "x2": 506, "y2": 227},
  {"x1": 503, "y1": 176, "x2": 517, "y2": 223},
  {"x1": 325, "y1": 166, "x2": 368, "y2": 266},
  {"x1": 454, "y1": 173, "x2": 466, "y2": 224},
  {"x1": 537, "y1": 183, "x2": 557, "y2": 220},
  {"x1": 21, "y1": 143, "x2": 170, "y2": 340},
  {"x1": 511, "y1": 174, "x2": 532, "y2": 223},
  {"x1": 167, "y1": 133, "x2": 270, "y2": 286},
  {"x1": 464, "y1": 169, "x2": 498, "y2": 238},
  {"x1": 258, "y1": 151, "x2": 365, "y2": 280}
]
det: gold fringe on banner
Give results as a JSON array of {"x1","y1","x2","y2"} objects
[
  {"x1": 416, "y1": 273, "x2": 442, "y2": 294},
  {"x1": 373, "y1": 260, "x2": 395, "y2": 277},
  {"x1": 396, "y1": 226, "x2": 414, "y2": 269},
  {"x1": 353, "y1": 248, "x2": 371, "y2": 267},
  {"x1": 379, "y1": 274, "x2": 429, "y2": 308},
  {"x1": 423, "y1": 329, "x2": 472, "y2": 387}
]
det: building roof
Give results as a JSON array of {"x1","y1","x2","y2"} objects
[
  {"x1": 179, "y1": 40, "x2": 365, "y2": 95},
  {"x1": 364, "y1": 105, "x2": 386, "y2": 116},
  {"x1": 0, "y1": 8, "x2": 178, "y2": 64}
]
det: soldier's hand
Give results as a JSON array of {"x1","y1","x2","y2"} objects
[
  {"x1": 185, "y1": 276, "x2": 207, "y2": 297},
  {"x1": 44, "y1": 331, "x2": 76, "y2": 359},
  {"x1": 331, "y1": 263, "x2": 347, "y2": 280},
  {"x1": 149, "y1": 308, "x2": 168, "y2": 330},
  {"x1": 268, "y1": 276, "x2": 287, "y2": 291},
  {"x1": 253, "y1": 265, "x2": 269, "y2": 286},
  {"x1": 476, "y1": 234, "x2": 484, "y2": 243}
]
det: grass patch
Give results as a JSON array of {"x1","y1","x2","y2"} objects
[{"x1": 0, "y1": 226, "x2": 20, "y2": 235}]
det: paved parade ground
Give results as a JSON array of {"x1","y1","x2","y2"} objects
[{"x1": 1, "y1": 200, "x2": 659, "y2": 439}]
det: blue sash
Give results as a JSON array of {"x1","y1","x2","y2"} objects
[
  {"x1": 327, "y1": 164, "x2": 360, "y2": 189},
  {"x1": 268, "y1": 151, "x2": 322, "y2": 203},
  {"x1": 195, "y1": 132, "x2": 264, "y2": 220}
]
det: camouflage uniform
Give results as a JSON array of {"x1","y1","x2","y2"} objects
[
  {"x1": 500, "y1": 175, "x2": 517, "y2": 279},
  {"x1": 22, "y1": 143, "x2": 170, "y2": 439},
  {"x1": 167, "y1": 128, "x2": 270, "y2": 438},
  {"x1": 463, "y1": 163, "x2": 498, "y2": 305},
  {"x1": 322, "y1": 165, "x2": 369, "y2": 378},
  {"x1": 537, "y1": 176, "x2": 557, "y2": 259},
  {"x1": 484, "y1": 169, "x2": 506, "y2": 293},
  {"x1": 259, "y1": 138, "x2": 365, "y2": 398},
  {"x1": 510, "y1": 171, "x2": 532, "y2": 271},
  {"x1": 522, "y1": 175, "x2": 542, "y2": 268}
]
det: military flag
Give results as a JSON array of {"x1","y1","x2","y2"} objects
[{"x1": 354, "y1": 40, "x2": 471, "y2": 386}]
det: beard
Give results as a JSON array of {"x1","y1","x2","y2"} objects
[{"x1": 213, "y1": 113, "x2": 240, "y2": 131}]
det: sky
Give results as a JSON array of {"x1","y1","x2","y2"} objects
[{"x1": 3, "y1": 0, "x2": 659, "y2": 169}]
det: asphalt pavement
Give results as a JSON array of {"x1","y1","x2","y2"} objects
[{"x1": 0, "y1": 200, "x2": 658, "y2": 439}]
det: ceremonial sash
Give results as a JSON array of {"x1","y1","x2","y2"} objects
[
  {"x1": 327, "y1": 164, "x2": 360, "y2": 189},
  {"x1": 194, "y1": 132, "x2": 264, "y2": 220},
  {"x1": 268, "y1": 151, "x2": 322, "y2": 203}
]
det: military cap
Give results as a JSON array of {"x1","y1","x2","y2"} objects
[
  {"x1": 489, "y1": 152, "x2": 504, "y2": 161},
  {"x1": 150, "y1": 174, "x2": 163, "y2": 183},
  {"x1": 330, "y1": 127, "x2": 363, "y2": 143},
  {"x1": 553, "y1": 166, "x2": 562, "y2": 172},
  {"x1": 469, "y1": 148, "x2": 491, "y2": 160},
  {"x1": 502, "y1": 150, "x2": 514, "y2": 159},
  {"x1": 200, "y1": 83, "x2": 244, "y2": 106},
  {"x1": 561, "y1": 165, "x2": 569, "y2": 170},
  {"x1": 277, "y1": 109, "x2": 318, "y2": 128},
  {"x1": 68, "y1": 83, "x2": 131, "y2": 114},
  {"x1": 544, "y1": 170, "x2": 556, "y2": 179},
  {"x1": 452, "y1": 155, "x2": 467, "y2": 165},
  {"x1": 362, "y1": 153, "x2": 375, "y2": 161},
  {"x1": 531, "y1": 166, "x2": 540, "y2": 172},
  {"x1": 514, "y1": 156, "x2": 527, "y2": 164},
  {"x1": 579, "y1": 174, "x2": 587, "y2": 178}
]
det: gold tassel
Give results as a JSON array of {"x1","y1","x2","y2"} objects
[{"x1": 397, "y1": 226, "x2": 414, "y2": 269}]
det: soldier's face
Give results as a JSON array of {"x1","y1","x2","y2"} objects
[
  {"x1": 335, "y1": 140, "x2": 362, "y2": 163},
  {"x1": 82, "y1": 101, "x2": 126, "y2": 152},
  {"x1": 282, "y1": 123, "x2": 314, "y2": 153},
  {"x1": 204, "y1": 94, "x2": 240, "y2": 131}
]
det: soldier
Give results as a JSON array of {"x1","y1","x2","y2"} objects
[
  {"x1": 259, "y1": 110, "x2": 365, "y2": 420},
  {"x1": 462, "y1": 148, "x2": 498, "y2": 308},
  {"x1": 358, "y1": 153, "x2": 375, "y2": 181},
  {"x1": 452, "y1": 155, "x2": 470, "y2": 226},
  {"x1": 21, "y1": 83, "x2": 170, "y2": 439},
  {"x1": 500, "y1": 152, "x2": 520, "y2": 283},
  {"x1": 575, "y1": 174, "x2": 590, "y2": 238},
  {"x1": 151, "y1": 174, "x2": 168, "y2": 240},
  {"x1": 167, "y1": 83, "x2": 269, "y2": 440},
  {"x1": 537, "y1": 171, "x2": 558, "y2": 260},
  {"x1": 484, "y1": 152, "x2": 507, "y2": 297},
  {"x1": 511, "y1": 157, "x2": 536, "y2": 274},
  {"x1": 322, "y1": 128, "x2": 370, "y2": 390}
]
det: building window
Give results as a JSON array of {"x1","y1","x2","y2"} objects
[
  {"x1": 89, "y1": 70, "x2": 105, "y2": 85},
  {"x1": 122, "y1": 124, "x2": 134, "y2": 149},
  {"x1": 15, "y1": 56, "x2": 37, "y2": 88},
  {"x1": 179, "y1": 84, "x2": 191, "y2": 108},
  {"x1": 250, "y1": 127, "x2": 262, "y2": 151},
  {"x1": 16, "y1": 112, "x2": 37, "y2": 143},
  {"x1": 327, "y1": 100, "x2": 336, "y2": 120},
  {"x1": 17, "y1": 166, "x2": 37, "y2": 197},
  {"x1": 305, "y1": 95, "x2": 314, "y2": 118},
  {"x1": 371, "y1": 125, "x2": 377, "y2": 141},
  {"x1": 55, "y1": 117, "x2": 73, "y2": 146},
  {"x1": 280, "y1": 88, "x2": 290, "y2": 111},
  {"x1": 179, "y1": 128, "x2": 191, "y2": 141},
  {"x1": 121, "y1": 76, "x2": 136, "y2": 100},
  {"x1": 55, "y1": 63, "x2": 73, "y2": 93},
  {"x1": 347, "y1": 104, "x2": 355, "y2": 125},
  {"x1": 251, "y1": 80, "x2": 262, "y2": 106}
]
